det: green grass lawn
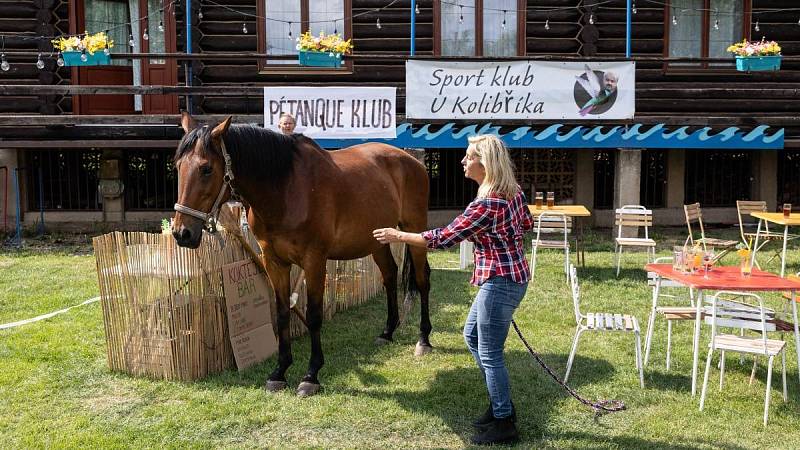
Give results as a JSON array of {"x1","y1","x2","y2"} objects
[{"x1": 1, "y1": 228, "x2": 800, "y2": 449}]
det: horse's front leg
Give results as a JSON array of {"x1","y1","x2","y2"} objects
[
  {"x1": 262, "y1": 256, "x2": 294, "y2": 392},
  {"x1": 297, "y1": 259, "x2": 327, "y2": 397}
]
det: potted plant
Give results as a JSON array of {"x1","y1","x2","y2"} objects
[
  {"x1": 52, "y1": 31, "x2": 113, "y2": 66},
  {"x1": 296, "y1": 31, "x2": 353, "y2": 68},
  {"x1": 727, "y1": 38, "x2": 781, "y2": 72}
]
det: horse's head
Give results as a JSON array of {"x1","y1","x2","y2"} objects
[{"x1": 172, "y1": 112, "x2": 232, "y2": 248}]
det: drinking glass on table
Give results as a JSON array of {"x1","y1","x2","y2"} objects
[
  {"x1": 546, "y1": 192, "x2": 555, "y2": 208},
  {"x1": 784, "y1": 203, "x2": 792, "y2": 218},
  {"x1": 702, "y1": 249, "x2": 715, "y2": 279},
  {"x1": 535, "y1": 192, "x2": 543, "y2": 208}
]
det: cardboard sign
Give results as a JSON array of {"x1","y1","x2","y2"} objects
[
  {"x1": 222, "y1": 259, "x2": 278, "y2": 371},
  {"x1": 230, "y1": 324, "x2": 278, "y2": 371}
]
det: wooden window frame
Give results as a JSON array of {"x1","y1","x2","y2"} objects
[
  {"x1": 256, "y1": 0, "x2": 353, "y2": 74},
  {"x1": 663, "y1": 0, "x2": 751, "y2": 72},
  {"x1": 433, "y1": 0, "x2": 527, "y2": 56}
]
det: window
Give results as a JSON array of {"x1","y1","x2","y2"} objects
[
  {"x1": 435, "y1": 0, "x2": 525, "y2": 56},
  {"x1": 685, "y1": 150, "x2": 752, "y2": 207},
  {"x1": 125, "y1": 150, "x2": 178, "y2": 210},
  {"x1": 640, "y1": 149, "x2": 667, "y2": 208},
  {"x1": 26, "y1": 150, "x2": 102, "y2": 211},
  {"x1": 778, "y1": 150, "x2": 800, "y2": 207},
  {"x1": 594, "y1": 150, "x2": 615, "y2": 209},
  {"x1": 666, "y1": 0, "x2": 750, "y2": 68},
  {"x1": 257, "y1": 0, "x2": 352, "y2": 72}
]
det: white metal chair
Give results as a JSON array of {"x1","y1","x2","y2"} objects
[
  {"x1": 614, "y1": 205, "x2": 657, "y2": 276},
  {"x1": 699, "y1": 291, "x2": 787, "y2": 426},
  {"x1": 565, "y1": 264, "x2": 644, "y2": 387},
  {"x1": 643, "y1": 257, "x2": 696, "y2": 370},
  {"x1": 459, "y1": 240, "x2": 474, "y2": 269},
  {"x1": 736, "y1": 200, "x2": 797, "y2": 269},
  {"x1": 684, "y1": 203, "x2": 738, "y2": 260},
  {"x1": 530, "y1": 211, "x2": 571, "y2": 278}
]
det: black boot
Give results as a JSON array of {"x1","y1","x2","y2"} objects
[
  {"x1": 472, "y1": 403, "x2": 516, "y2": 431},
  {"x1": 470, "y1": 417, "x2": 519, "y2": 446}
]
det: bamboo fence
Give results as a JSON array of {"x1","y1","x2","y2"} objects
[{"x1": 92, "y1": 230, "x2": 403, "y2": 381}]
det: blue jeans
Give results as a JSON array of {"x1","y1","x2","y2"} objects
[{"x1": 463, "y1": 275, "x2": 528, "y2": 419}]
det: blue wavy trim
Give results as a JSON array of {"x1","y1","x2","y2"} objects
[{"x1": 315, "y1": 122, "x2": 784, "y2": 149}]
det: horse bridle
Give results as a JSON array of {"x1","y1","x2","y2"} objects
[{"x1": 174, "y1": 137, "x2": 236, "y2": 233}]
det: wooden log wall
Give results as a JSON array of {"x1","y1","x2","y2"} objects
[
  {"x1": 0, "y1": 0, "x2": 71, "y2": 114},
  {"x1": 0, "y1": 0, "x2": 798, "y2": 137}
]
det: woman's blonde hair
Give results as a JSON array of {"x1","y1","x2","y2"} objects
[{"x1": 467, "y1": 134, "x2": 519, "y2": 199}]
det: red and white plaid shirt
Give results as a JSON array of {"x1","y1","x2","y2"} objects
[{"x1": 422, "y1": 190, "x2": 533, "y2": 286}]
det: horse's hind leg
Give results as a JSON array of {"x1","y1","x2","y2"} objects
[
  {"x1": 408, "y1": 246, "x2": 433, "y2": 356},
  {"x1": 297, "y1": 259, "x2": 327, "y2": 397},
  {"x1": 372, "y1": 244, "x2": 399, "y2": 344}
]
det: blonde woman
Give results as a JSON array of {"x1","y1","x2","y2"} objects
[
  {"x1": 277, "y1": 112, "x2": 296, "y2": 135},
  {"x1": 373, "y1": 134, "x2": 532, "y2": 445}
]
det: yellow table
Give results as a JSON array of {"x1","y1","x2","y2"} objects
[
  {"x1": 750, "y1": 212, "x2": 800, "y2": 277},
  {"x1": 529, "y1": 205, "x2": 592, "y2": 266}
]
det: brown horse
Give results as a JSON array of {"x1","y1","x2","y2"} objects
[{"x1": 172, "y1": 112, "x2": 432, "y2": 396}]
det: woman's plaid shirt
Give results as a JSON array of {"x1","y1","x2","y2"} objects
[{"x1": 422, "y1": 190, "x2": 533, "y2": 286}]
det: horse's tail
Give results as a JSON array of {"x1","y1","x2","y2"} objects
[{"x1": 399, "y1": 245, "x2": 430, "y2": 324}]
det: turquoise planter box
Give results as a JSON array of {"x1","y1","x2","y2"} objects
[
  {"x1": 298, "y1": 50, "x2": 342, "y2": 68},
  {"x1": 62, "y1": 50, "x2": 111, "y2": 66},
  {"x1": 735, "y1": 55, "x2": 781, "y2": 72}
]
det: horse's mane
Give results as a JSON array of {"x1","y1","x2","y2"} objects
[{"x1": 175, "y1": 124, "x2": 298, "y2": 184}]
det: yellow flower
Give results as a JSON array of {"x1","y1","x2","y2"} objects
[
  {"x1": 297, "y1": 30, "x2": 353, "y2": 55},
  {"x1": 51, "y1": 32, "x2": 112, "y2": 54}
]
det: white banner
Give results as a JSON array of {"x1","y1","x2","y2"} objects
[
  {"x1": 406, "y1": 60, "x2": 635, "y2": 120},
  {"x1": 264, "y1": 87, "x2": 396, "y2": 139}
]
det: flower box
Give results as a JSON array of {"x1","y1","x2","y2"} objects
[
  {"x1": 735, "y1": 55, "x2": 781, "y2": 72},
  {"x1": 62, "y1": 50, "x2": 111, "y2": 67},
  {"x1": 298, "y1": 50, "x2": 342, "y2": 68}
]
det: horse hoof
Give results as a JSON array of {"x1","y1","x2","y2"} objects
[
  {"x1": 297, "y1": 381, "x2": 321, "y2": 397},
  {"x1": 414, "y1": 342, "x2": 433, "y2": 357},
  {"x1": 265, "y1": 380, "x2": 288, "y2": 392},
  {"x1": 375, "y1": 336, "x2": 393, "y2": 346}
]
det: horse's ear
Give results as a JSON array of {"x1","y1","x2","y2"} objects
[
  {"x1": 211, "y1": 116, "x2": 232, "y2": 140},
  {"x1": 180, "y1": 111, "x2": 196, "y2": 134}
]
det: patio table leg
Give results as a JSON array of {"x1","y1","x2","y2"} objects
[
  {"x1": 692, "y1": 289, "x2": 704, "y2": 397},
  {"x1": 792, "y1": 291, "x2": 799, "y2": 385},
  {"x1": 750, "y1": 219, "x2": 763, "y2": 270},
  {"x1": 781, "y1": 224, "x2": 789, "y2": 277}
]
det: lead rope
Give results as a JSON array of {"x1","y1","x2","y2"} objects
[{"x1": 511, "y1": 320, "x2": 626, "y2": 417}]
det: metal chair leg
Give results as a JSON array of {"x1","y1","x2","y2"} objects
[
  {"x1": 635, "y1": 330, "x2": 644, "y2": 388},
  {"x1": 666, "y1": 320, "x2": 673, "y2": 371},
  {"x1": 765, "y1": 355, "x2": 774, "y2": 426},
  {"x1": 700, "y1": 347, "x2": 714, "y2": 411},
  {"x1": 564, "y1": 327, "x2": 583, "y2": 383},
  {"x1": 719, "y1": 350, "x2": 725, "y2": 391}
]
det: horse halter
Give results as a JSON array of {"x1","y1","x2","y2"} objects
[{"x1": 174, "y1": 138, "x2": 236, "y2": 233}]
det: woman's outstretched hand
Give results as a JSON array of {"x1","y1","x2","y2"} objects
[{"x1": 373, "y1": 228, "x2": 401, "y2": 244}]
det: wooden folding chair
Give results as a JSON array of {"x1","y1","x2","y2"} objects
[
  {"x1": 614, "y1": 205, "x2": 656, "y2": 277},
  {"x1": 530, "y1": 211, "x2": 571, "y2": 278},
  {"x1": 737, "y1": 200, "x2": 797, "y2": 269},
  {"x1": 565, "y1": 265, "x2": 644, "y2": 387},
  {"x1": 684, "y1": 203, "x2": 738, "y2": 261}
]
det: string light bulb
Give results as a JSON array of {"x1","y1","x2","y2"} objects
[
  {"x1": 501, "y1": 10, "x2": 506, "y2": 30},
  {"x1": 129, "y1": 33, "x2": 135, "y2": 48},
  {"x1": 415, "y1": 3, "x2": 419, "y2": 14},
  {"x1": 143, "y1": 27, "x2": 149, "y2": 40},
  {"x1": 754, "y1": 20, "x2": 759, "y2": 32},
  {"x1": 242, "y1": 23, "x2": 248, "y2": 34},
  {"x1": 158, "y1": 21, "x2": 164, "y2": 32},
  {"x1": 589, "y1": 14, "x2": 594, "y2": 25},
  {"x1": 459, "y1": 6, "x2": 463, "y2": 24},
  {"x1": 36, "y1": 52, "x2": 45, "y2": 69},
  {"x1": 1, "y1": 54, "x2": 9, "y2": 72},
  {"x1": 672, "y1": 15, "x2": 677, "y2": 25},
  {"x1": 544, "y1": 19, "x2": 550, "y2": 30},
  {"x1": 376, "y1": 17, "x2": 381, "y2": 29},
  {"x1": 56, "y1": 52, "x2": 64, "y2": 67},
  {"x1": 80, "y1": 48, "x2": 88, "y2": 62},
  {"x1": 198, "y1": 7, "x2": 203, "y2": 19},
  {"x1": 714, "y1": 19, "x2": 719, "y2": 30},
  {"x1": 288, "y1": 22, "x2": 292, "y2": 38},
  {"x1": 334, "y1": 20, "x2": 338, "y2": 34},
  {"x1": 632, "y1": 3, "x2": 637, "y2": 14}
]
